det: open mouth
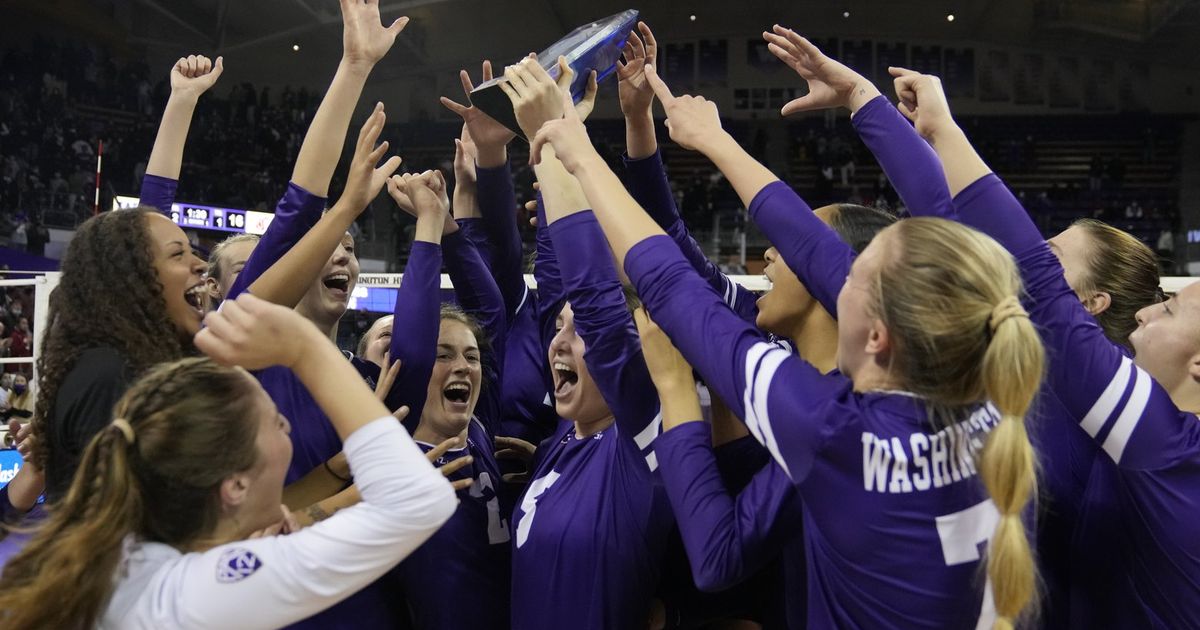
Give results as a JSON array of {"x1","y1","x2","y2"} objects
[
  {"x1": 323, "y1": 273, "x2": 351, "y2": 299},
  {"x1": 183, "y1": 284, "x2": 207, "y2": 316},
  {"x1": 553, "y1": 361, "x2": 578, "y2": 400},
  {"x1": 443, "y1": 381, "x2": 472, "y2": 412}
]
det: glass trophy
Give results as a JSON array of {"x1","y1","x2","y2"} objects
[{"x1": 470, "y1": 9, "x2": 639, "y2": 140}]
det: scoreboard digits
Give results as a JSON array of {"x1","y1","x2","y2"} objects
[{"x1": 113, "y1": 196, "x2": 268, "y2": 235}]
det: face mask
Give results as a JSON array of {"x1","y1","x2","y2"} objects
[{"x1": 13, "y1": 384, "x2": 26, "y2": 395}]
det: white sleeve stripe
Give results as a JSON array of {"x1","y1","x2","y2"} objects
[
  {"x1": 743, "y1": 341, "x2": 793, "y2": 478},
  {"x1": 645, "y1": 451, "x2": 658, "y2": 472},
  {"x1": 1101, "y1": 366, "x2": 1152, "y2": 463},
  {"x1": 1080, "y1": 356, "x2": 1133, "y2": 437},
  {"x1": 742, "y1": 343, "x2": 770, "y2": 451},
  {"x1": 634, "y1": 411, "x2": 663, "y2": 451},
  {"x1": 514, "y1": 284, "x2": 530, "y2": 317},
  {"x1": 723, "y1": 277, "x2": 735, "y2": 307}
]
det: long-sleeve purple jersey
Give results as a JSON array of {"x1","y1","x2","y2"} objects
[
  {"x1": 380, "y1": 228, "x2": 513, "y2": 630},
  {"x1": 137, "y1": 174, "x2": 178, "y2": 214},
  {"x1": 626, "y1": 232, "x2": 1011, "y2": 629},
  {"x1": 656, "y1": 421, "x2": 807, "y2": 628},
  {"x1": 472, "y1": 163, "x2": 560, "y2": 443},
  {"x1": 623, "y1": 151, "x2": 759, "y2": 323},
  {"x1": 511, "y1": 210, "x2": 671, "y2": 630},
  {"x1": 952, "y1": 173, "x2": 1200, "y2": 629},
  {"x1": 849, "y1": 101, "x2": 1094, "y2": 627}
]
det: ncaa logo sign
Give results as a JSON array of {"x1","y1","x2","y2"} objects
[{"x1": 216, "y1": 548, "x2": 263, "y2": 584}]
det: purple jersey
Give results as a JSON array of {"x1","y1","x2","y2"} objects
[
  {"x1": 626, "y1": 233, "x2": 1012, "y2": 628},
  {"x1": 137, "y1": 174, "x2": 178, "y2": 214},
  {"x1": 656, "y1": 421, "x2": 806, "y2": 628},
  {"x1": 472, "y1": 162, "x2": 560, "y2": 444},
  {"x1": 225, "y1": 181, "x2": 326, "y2": 303},
  {"x1": 512, "y1": 210, "x2": 671, "y2": 629},
  {"x1": 623, "y1": 151, "x2": 759, "y2": 323},
  {"x1": 849, "y1": 102, "x2": 1097, "y2": 626},
  {"x1": 849, "y1": 96, "x2": 954, "y2": 219},
  {"x1": 388, "y1": 419, "x2": 511, "y2": 630},
  {"x1": 953, "y1": 174, "x2": 1200, "y2": 629}
]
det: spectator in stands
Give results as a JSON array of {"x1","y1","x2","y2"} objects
[
  {"x1": 6, "y1": 317, "x2": 30, "y2": 376},
  {"x1": 2, "y1": 374, "x2": 32, "y2": 421},
  {"x1": 8, "y1": 215, "x2": 26, "y2": 251}
]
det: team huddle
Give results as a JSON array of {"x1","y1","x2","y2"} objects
[{"x1": 0, "y1": 1, "x2": 1197, "y2": 629}]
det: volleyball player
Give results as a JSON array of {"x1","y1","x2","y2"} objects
[
  {"x1": 888, "y1": 64, "x2": 1200, "y2": 629},
  {"x1": 498, "y1": 58, "x2": 672, "y2": 629},
  {"x1": 442, "y1": 60, "x2": 564, "y2": 445},
  {"x1": 0, "y1": 293, "x2": 456, "y2": 630},
  {"x1": 529, "y1": 61, "x2": 1046, "y2": 628},
  {"x1": 376, "y1": 168, "x2": 513, "y2": 629}
]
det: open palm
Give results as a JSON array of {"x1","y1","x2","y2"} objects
[
  {"x1": 340, "y1": 0, "x2": 408, "y2": 67},
  {"x1": 440, "y1": 60, "x2": 516, "y2": 149},
  {"x1": 616, "y1": 22, "x2": 658, "y2": 116}
]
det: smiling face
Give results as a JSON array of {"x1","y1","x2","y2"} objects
[
  {"x1": 548, "y1": 302, "x2": 612, "y2": 424},
  {"x1": 145, "y1": 213, "x2": 207, "y2": 337},
  {"x1": 230, "y1": 375, "x2": 293, "y2": 534},
  {"x1": 756, "y1": 205, "x2": 839, "y2": 337},
  {"x1": 295, "y1": 233, "x2": 359, "y2": 327},
  {"x1": 419, "y1": 319, "x2": 483, "y2": 439},
  {"x1": 1131, "y1": 283, "x2": 1200, "y2": 395}
]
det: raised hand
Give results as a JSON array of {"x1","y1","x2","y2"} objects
[
  {"x1": 528, "y1": 83, "x2": 601, "y2": 174},
  {"x1": 440, "y1": 60, "x2": 517, "y2": 155},
  {"x1": 567, "y1": 65, "x2": 599, "y2": 123},
  {"x1": 453, "y1": 125, "x2": 478, "y2": 186},
  {"x1": 616, "y1": 21, "x2": 659, "y2": 117},
  {"x1": 425, "y1": 437, "x2": 475, "y2": 491},
  {"x1": 340, "y1": 0, "x2": 409, "y2": 68},
  {"x1": 888, "y1": 67, "x2": 957, "y2": 140},
  {"x1": 762, "y1": 25, "x2": 880, "y2": 115},
  {"x1": 339, "y1": 103, "x2": 403, "y2": 215},
  {"x1": 196, "y1": 293, "x2": 322, "y2": 370},
  {"x1": 643, "y1": 65, "x2": 724, "y2": 153},
  {"x1": 389, "y1": 170, "x2": 450, "y2": 222},
  {"x1": 373, "y1": 358, "x2": 402, "y2": 401},
  {"x1": 9, "y1": 419, "x2": 37, "y2": 468},
  {"x1": 170, "y1": 54, "x2": 224, "y2": 100},
  {"x1": 500, "y1": 56, "x2": 566, "y2": 139}
]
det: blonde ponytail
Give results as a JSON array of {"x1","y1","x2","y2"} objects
[
  {"x1": 980, "y1": 302, "x2": 1042, "y2": 629},
  {"x1": 871, "y1": 218, "x2": 1043, "y2": 628}
]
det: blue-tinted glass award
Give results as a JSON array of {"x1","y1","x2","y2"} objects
[{"x1": 470, "y1": 9, "x2": 638, "y2": 139}]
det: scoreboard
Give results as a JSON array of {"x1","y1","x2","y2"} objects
[{"x1": 113, "y1": 196, "x2": 274, "y2": 235}]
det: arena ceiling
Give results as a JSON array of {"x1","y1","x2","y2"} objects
[{"x1": 7, "y1": 0, "x2": 1200, "y2": 86}]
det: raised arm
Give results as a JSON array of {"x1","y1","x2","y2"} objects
[
  {"x1": 242, "y1": 105, "x2": 400, "y2": 308},
  {"x1": 635, "y1": 310, "x2": 801, "y2": 590},
  {"x1": 443, "y1": 225, "x2": 508, "y2": 434},
  {"x1": 379, "y1": 170, "x2": 451, "y2": 425},
  {"x1": 139, "y1": 54, "x2": 224, "y2": 212},
  {"x1": 227, "y1": 1, "x2": 407, "y2": 304},
  {"x1": 530, "y1": 76, "x2": 854, "y2": 481},
  {"x1": 617, "y1": 25, "x2": 757, "y2": 322},
  {"x1": 179, "y1": 294, "x2": 454, "y2": 630}
]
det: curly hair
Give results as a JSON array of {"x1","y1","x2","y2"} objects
[{"x1": 32, "y1": 208, "x2": 191, "y2": 470}]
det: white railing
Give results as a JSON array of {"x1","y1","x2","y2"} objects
[{"x1": 358, "y1": 273, "x2": 1196, "y2": 295}]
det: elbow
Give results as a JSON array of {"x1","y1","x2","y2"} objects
[{"x1": 417, "y1": 476, "x2": 459, "y2": 531}]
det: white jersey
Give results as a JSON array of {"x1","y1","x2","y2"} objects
[{"x1": 99, "y1": 417, "x2": 456, "y2": 629}]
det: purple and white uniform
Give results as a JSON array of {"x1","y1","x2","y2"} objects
[
  {"x1": 510, "y1": 210, "x2": 671, "y2": 630},
  {"x1": 950, "y1": 173, "x2": 1200, "y2": 629},
  {"x1": 850, "y1": 98, "x2": 1096, "y2": 627},
  {"x1": 468, "y1": 162, "x2": 559, "y2": 445},
  {"x1": 625, "y1": 173, "x2": 1011, "y2": 626},
  {"x1": 380, "y1": 227, "x2": 513, "y2": 630}
]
